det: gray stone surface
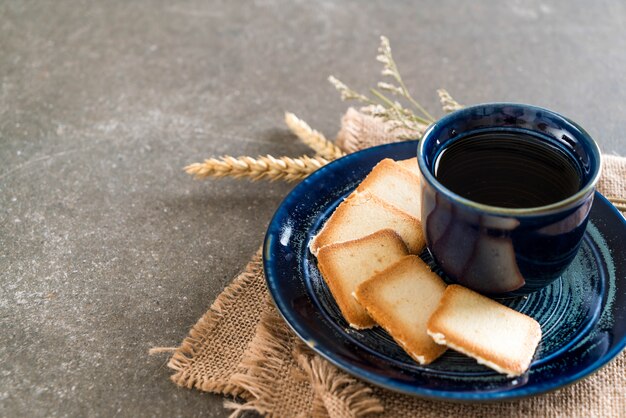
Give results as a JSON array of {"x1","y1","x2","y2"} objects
[{"x1": 0, "y1": 1, "x2": 624, "y2": 417}]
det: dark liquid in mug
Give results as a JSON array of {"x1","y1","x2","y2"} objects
[{"x1": 434, "y1": 132, "x2": 581, "y2": 208}]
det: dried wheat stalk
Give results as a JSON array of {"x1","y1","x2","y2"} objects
[
  {"x1": 184, "y1": 155, "x2": 329, "y2": 182},
  {"x1": 284, "y1": 112, "x2": 345, "y2": 160}
]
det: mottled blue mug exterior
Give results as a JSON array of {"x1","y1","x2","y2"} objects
[{"x1": 417, "y1": 103, "x2": 602, "y2": 296}]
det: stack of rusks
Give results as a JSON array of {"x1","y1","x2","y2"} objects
[{"x1": 309, "y1": 158, "x2": 541, "y2": 377}]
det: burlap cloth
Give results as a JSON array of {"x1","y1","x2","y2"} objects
[{"x1": 166, "y1": 109, "x2": 626, "y2": 417}]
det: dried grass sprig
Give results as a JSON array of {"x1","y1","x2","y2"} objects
[
  {"x1": 328, "y1": 36, "x2": 436, "y2": 140},
  {"x1": 184, "y1": 155, "x2": 329, "y2": 182},
  {"x1": 376, "y1": 36, "x2": 435, "y2": 122},
  {"x1": 284, "y1": 112, "x2": 345, "y2": 160},
  {"x1": 328, "y1": 76, "x2": 372, "y2": 103},
  {"x1": 437, "y1": 89, "x2": 463, "y2": 113}
]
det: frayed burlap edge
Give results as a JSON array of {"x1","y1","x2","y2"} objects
[
  {"x1": 167, "y1": 249, "x2": 264, "y2": 399},
  {"x1": 225, "y1": 300, "x2": 303, "y2": 417},
  {"x1": 295, "y1": 348, "x2": 384, "y2": 418},
  {"x1": 225, "y1": 300, "x2": 383, "y2": 418}
]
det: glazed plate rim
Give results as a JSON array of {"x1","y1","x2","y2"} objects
[{"x1": 263, "y1": 140, "x2": 626, "y2": 401}]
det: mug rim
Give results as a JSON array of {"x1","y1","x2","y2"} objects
[{"x1": 417, "y1": 102, "x2": 603, "y2": 217}]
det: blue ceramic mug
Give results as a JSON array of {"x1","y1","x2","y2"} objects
[{"x1": 417, "y1": 103, "x2": 602, "y2": 296}]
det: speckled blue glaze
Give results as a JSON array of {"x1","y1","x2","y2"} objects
[
  {"x1": 263, "y1": 141, "x2": 626, "y2": 401},
  {"x1": 418, "y1": 103, "x2": 602, "y2": 295}
]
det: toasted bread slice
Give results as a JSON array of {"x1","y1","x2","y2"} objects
[
  {"x1": 396, "y1": 157, "x2": 420, "y2": 176},
  {"x1": 310, "y1": 190, "x2": 425, "y2": 256},
  {"x1": 316, "y1": 229, "x2": 409, "y2": 329},
  {"x1": 356, "y1": 158, "x2": 422, "y2": 220},
  {"x1": 427, "y1": 285, "x2": 542, "y2": 376},
  {"x1": 354, "y1": 255, "x2": 447, "y2": 364}
]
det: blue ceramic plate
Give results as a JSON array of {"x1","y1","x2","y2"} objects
[{"x1": 263, "y1": 141, "x2": 626, "y2": 401}]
